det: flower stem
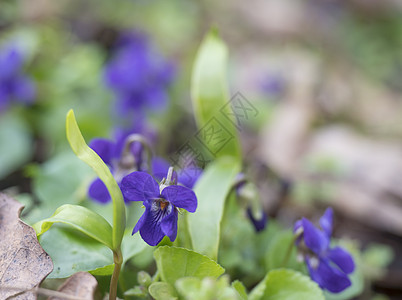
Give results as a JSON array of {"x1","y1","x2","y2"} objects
[
  {"x1": 281, "y1": 233, "x2": 300, "y2": 268},
  {"x1": 109, "y1": 249, "x2": 123, "y2": 300}
]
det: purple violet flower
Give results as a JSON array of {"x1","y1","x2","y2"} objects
[
  {"x1": 0, "y1": 47, "x2": 36, "y2": 112},
  {"x1": 121, "y1": 168, "x2": 197, "y2": 246},
  {"x1": 294, "y1": 208, "x2": 355, "y2": 293},
  {"x1": 104, "y1": 32, "x2": 175, "y2": 116},
  {"x1": 88, "y1": 123, "x2": 160, "y2": 204}
]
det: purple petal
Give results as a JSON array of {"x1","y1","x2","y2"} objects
[
  {"x1": 88, "y1": 178, "x2": 111, "y2": 204},
  {"x1": 302, "y1": 218, "x2": 330, "y2": 255},
  {"x1": 161, "y1": 185, "x2": 197, "y2": 213},
  {"x1": 152, "y1": 157, "x2": 170, "y2": 181},
  {"x1": 134, "y1": 200, "x2": 172, "y2": 246},
  {"x1": 13, "y1": 77, "x2": 36, "y2": 104},
  {"x1": 320, "y1": 207, "x2": 333, "y2": 237},
  {"x1": 160, "y1": 205, "x2": 178, "y2": 242},
  {"x1": 178, "y1": 167, "x2": 202, "y2": 189},
  {"x1": 132, "y1": 208, "x2": 148, "y2": 235},
  {"x1": 137, "y1": 203, "x2": 166, "y2": 246},
  {"x1": 327, "y1": 246, "x2": 355, "y2": 274},
  {"x1": 89, "y1": 138, "x2": 115, "y2": 165},
  {"x1": 121, "y1": 171, "x2": 159, "y2": 202},
  {"x1": 246, "y1": 206, "x2": 267, "y2": 232},
  {"x1": 307, "y1": 257, "x2": 352, "y2": 293}
]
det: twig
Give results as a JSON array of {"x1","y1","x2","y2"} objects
[{"x1": 1, "y1": 285, "x2": 88, "y2": 300}]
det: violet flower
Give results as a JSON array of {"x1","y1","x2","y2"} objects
[
  {"x1": 294, "y1": 208, "x2": 355, "y2": 293},
  {"x1": 0, "y1": 47, "x2": 35, "y2": 112},
  {"x1": 121, "y1": 168, "x2": 197, "y2": 246},
  {"x1": 88, "y1": 124, "x2": 160, "y2": 203},
  {"x1": 104, "y1": 33, "x2": 175, "y2": 116}
]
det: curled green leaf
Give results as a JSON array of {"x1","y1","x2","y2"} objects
[
  {"x1": 66, "y1": 109, "x2": 125, "y2": 250},
  {"x1": 33, "y1": 204, "x2": 113, "y2": 249}
]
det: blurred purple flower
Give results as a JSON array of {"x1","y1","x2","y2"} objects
[
  {"x1": 88, "y1": 120, "x2": 160, "y2": 203},
  {"x1": 0, "y1": 47, "x2": 36, "y2": 112},
  {"x1": 121, "y1": 170, "x2": 197, "y2": 246},
  {"x1": 259, "y1": 72, "x2": 285, "y2": 98},
  {"x1": 104, "y1": 32, "x2": 175, "y2": 116},
  {"x1": 294, "y1": 208, "x2": 355, "y2": 293},
  {"x1": 234, "y1": 173, "x2": 268, "y2": 232},
  {"x1": 246, "y1": 206, "x2": 267, "y2": 232}
]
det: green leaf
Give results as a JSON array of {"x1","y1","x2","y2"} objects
[
  {"x1": 191, "y1": 30, "x2": 241, "y2": 160},
  {"x1": 148, "y1": 282, "x2": 178, "y2": 300},
  {"x1": 0, "y1": 112, "x2": 32, "y2": 178},
  {"x1": 66, "y1": 109, "x2": 125, "y2": 250},
  {"x1": 154, "y1": 246, "x2": 225, "y2": 286},
  {"x1": 24, "y1": 151, "x2": 93, "y2": 224},
  {"x1": 39, "y1": 226, "x2": 113, "y2": 278},
  {"x1": 176, "y1": 276, "x2": 241, "y2": 300},
  {"x1": 38, "y1": 226, "x2": 148, "y2": 278},
  {"x1": 249, "y1": 269, "x2": 324, "y2": 300},
  {"x1": 188, "y1": 157, "x2": 240, "y2": 260},
  {"x1": 232, "y1": 280, "x2": 248, "y2": 300},
  {"x1": 33, "y1": 204, "x2": 113, "y2": 249}
]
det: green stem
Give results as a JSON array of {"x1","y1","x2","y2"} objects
[
  {"x1": 281, "y1": 233, "x2": 300, "y2": 268},
  {"x1": 109, "y1": 249, "x2": 123, "y2": 300}
]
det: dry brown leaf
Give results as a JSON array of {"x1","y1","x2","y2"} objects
[
  {"x1": 48, "y1": 272, "x2": 97, "y2": 300},
  {"x1": 0, "y1": 193, "x2": 53, "y2": 300}
]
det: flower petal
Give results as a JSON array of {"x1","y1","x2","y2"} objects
[
  {"x1": 327, "y1": 246, "x2": 355, "y2": 274},
  {"x1": 302, "y1": 218, "x2": 330, "y2": 255},
  {"x1": 246, "y1": 206, "x2": 267, "y2": 232},
  {"x1": 137, "y1": 200, "x2": 171, "y2": 246},
  {"x1": 160, "y1": 204, "x2": 178, "y2": 242},
  {"x1": 132, "y1": 209, "x2": 147, "y2": 235},
  {"x1": 307, "y1": 257, "x2": 352, "y2": 293},
  {"x1": 152, "y1": 157, "x2": 170, "y2": 182},
  {"x1": 89, "y1": 138, "x2": 115, "y2": 165},
  {"x1": 121, "y1": 171, "x2": 160, "y2": 202},
  {"x1": 161, "y1": 185, "x2": 197, "y2": 213},
  {"x1": 320, "y1": 207, "x2": 333, "y2": 237},
  {"x1": 178, "y1": 167, "x2": 202, "y2": 189},
  {"x1": 88, "y1": 178, "x2": 111, "y2": 204}
]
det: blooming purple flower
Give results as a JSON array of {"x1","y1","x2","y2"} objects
[
  {"x1": 0, "y1": 47, "x2": 35, "y2": 112},
  {"x1": 294, "y1": 208, "x2": 355, "y2": 293},
  {"x1": 104, "y1": 32, "x2": 175, "y2": 116},
  {"x1": 88, "y1": 123, "x2": 159, "y2": 203},
  {"x1": 121, "y1": 169, "x2": 197, "y2": 246}
]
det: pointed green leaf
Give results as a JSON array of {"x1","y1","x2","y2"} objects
[
  {"x1": 191, "y1": 30, "x2": 241, "y2": 160},
  {"x1": 66, "y1": 109, "x2": 125, "y2": 250},
  {"x1": 154, "y1": 246, "x2": 225, "y2": 286},
  {"x1": 33, "y1": 204, "x2": 113, "y2": 249},
  {"x1": 249, "y1": 269, "x2": 324, "y2": 300},
  {"x1": 188, "y1": 157, "x2": 240, "y2": 259}
]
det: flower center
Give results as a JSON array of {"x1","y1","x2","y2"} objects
[{"x1": 160, "y1": 200, "x2": 168, "y2": 210}]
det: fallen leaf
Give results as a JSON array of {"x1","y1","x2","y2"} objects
[
  {"x1": 0, "y1": 193, "x2": 53, "y2": 299},
  {"x1": 48, "y1": 272, "x2": 98, "y2": 300}
]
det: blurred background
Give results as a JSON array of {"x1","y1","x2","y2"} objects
[{"x1": 1, "y1": 0, "x2": 402, "y2": 299}]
